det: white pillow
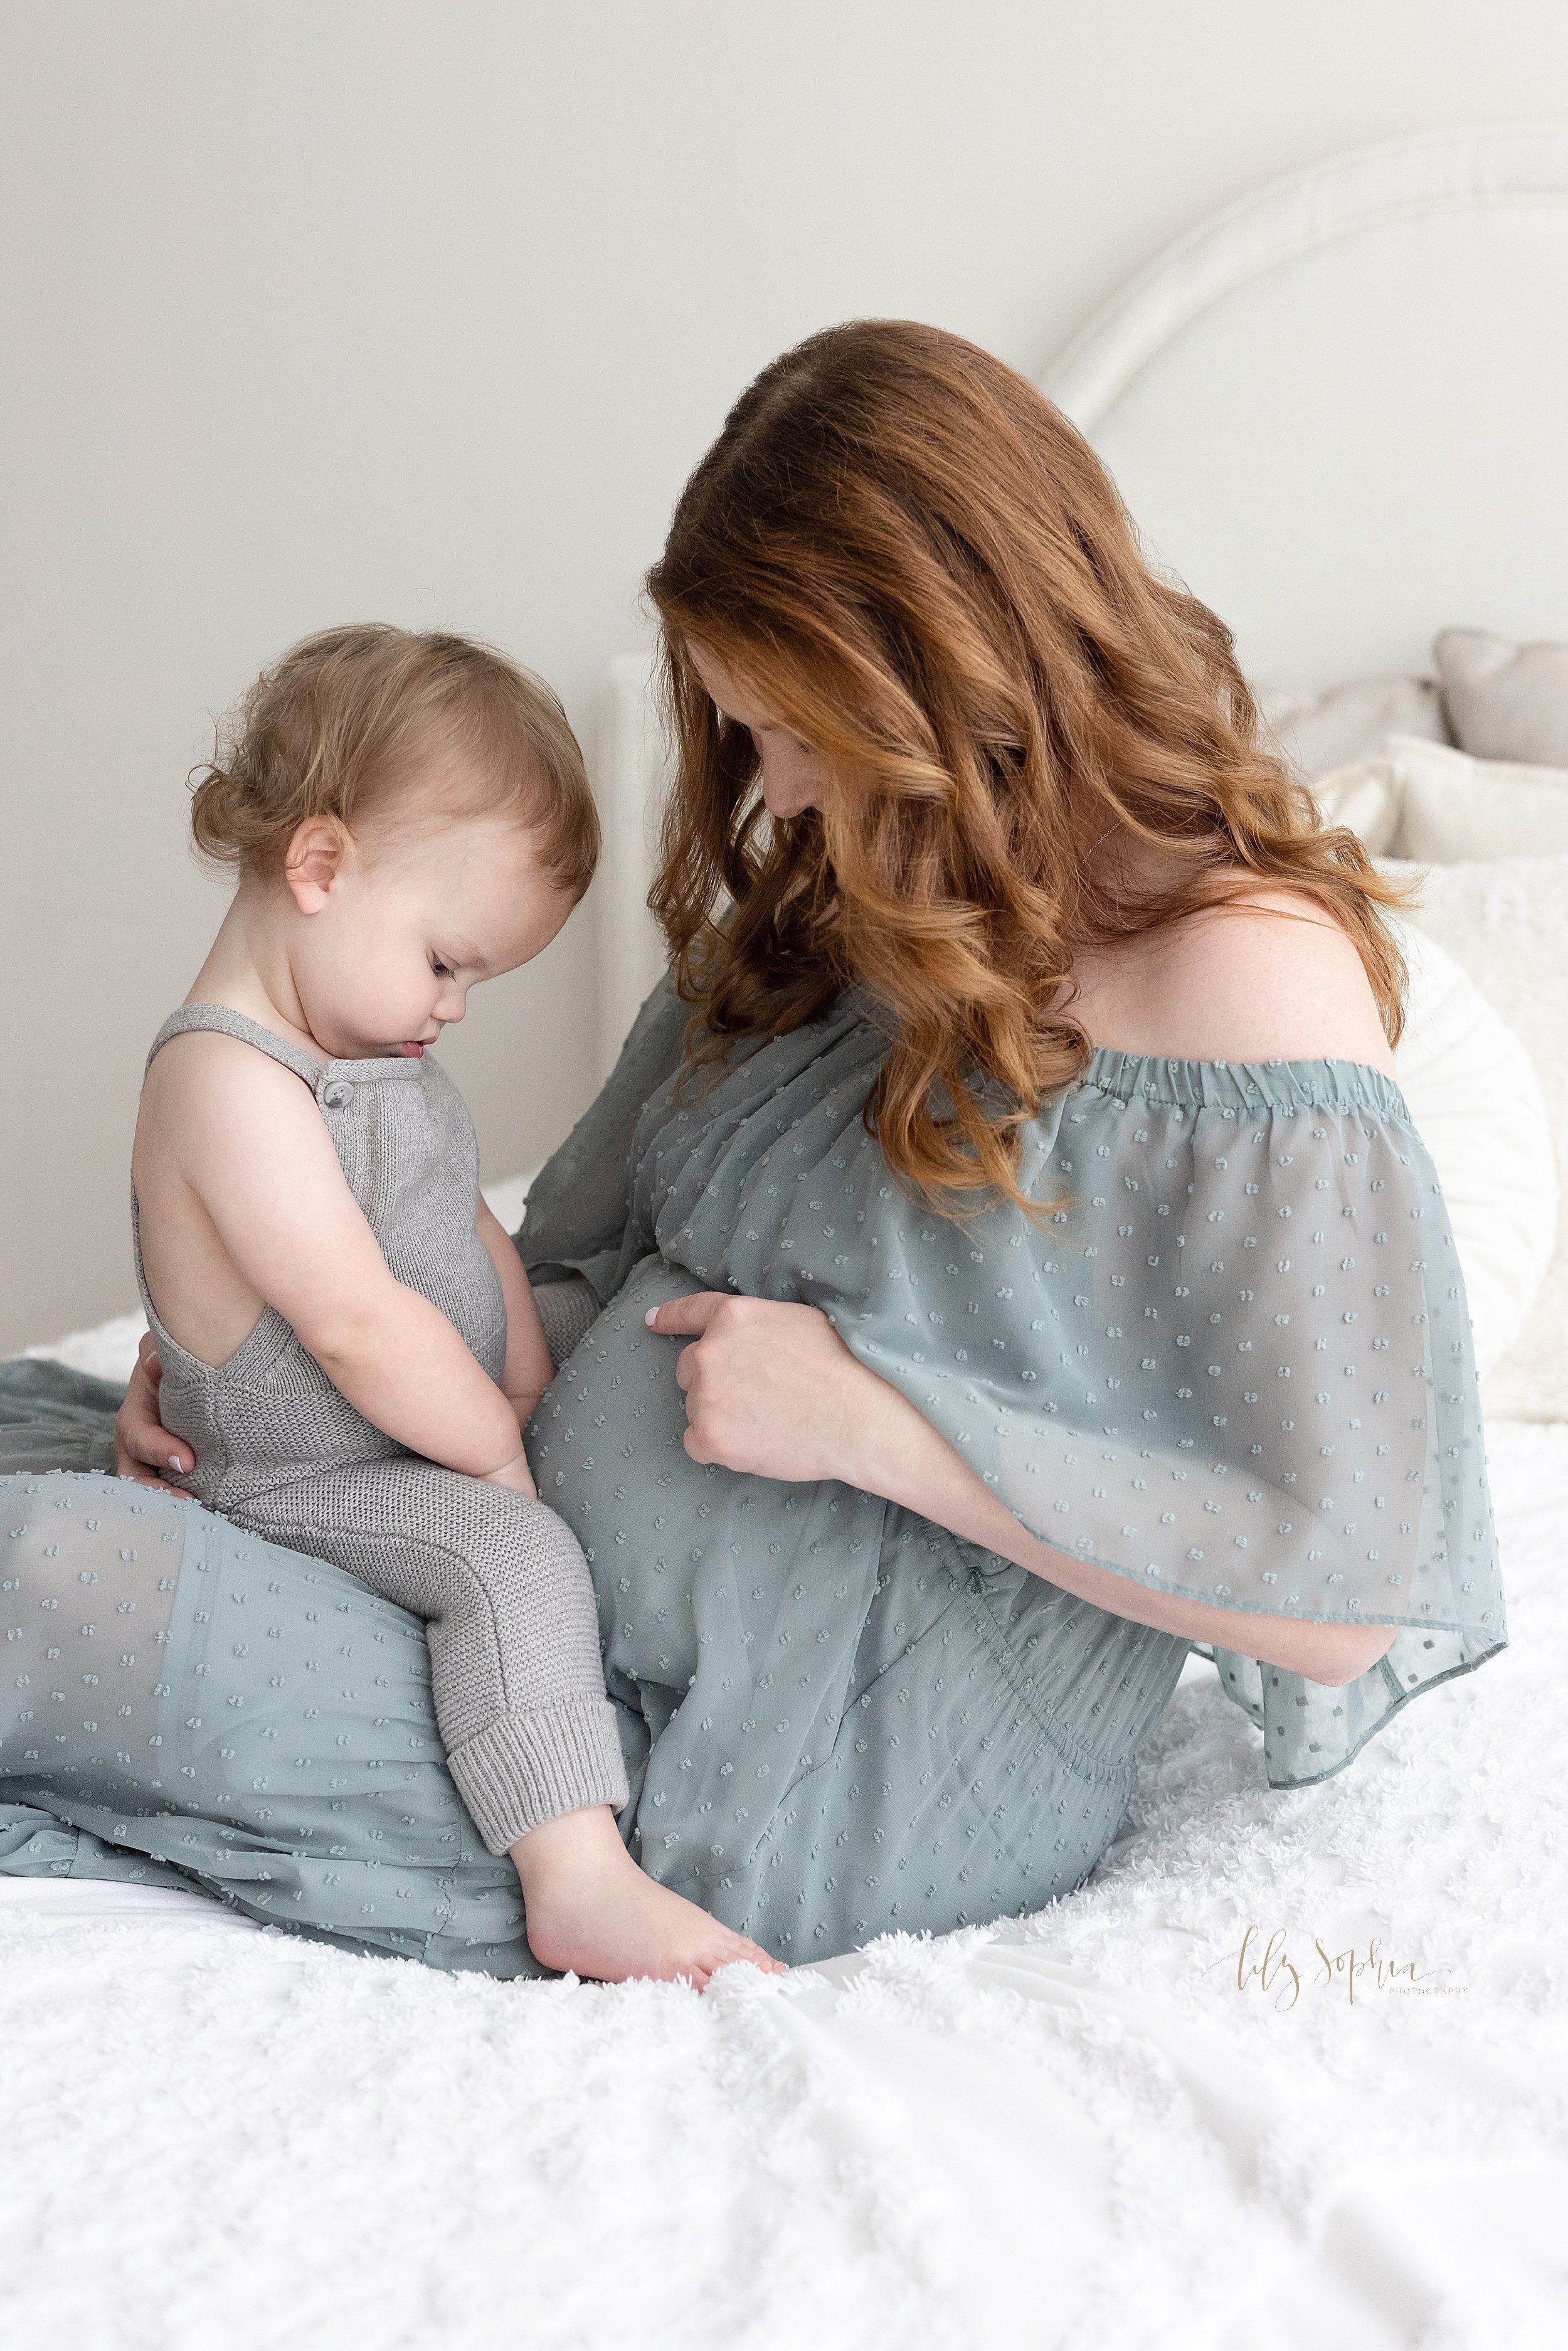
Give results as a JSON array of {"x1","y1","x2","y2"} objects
[
  {"x1": 1435, "y1": 627, "x2": 1568, "y2": 769},
  {"x1": 1387, "y1": 735, "x2": 1568, "y2": 863},
  {"x1": 1381, "y1": 857, "x2": 1568, "y2": 1421},
  {"x1": 1389, "y1": 923, "x2": 1557, "y2": 1381}
]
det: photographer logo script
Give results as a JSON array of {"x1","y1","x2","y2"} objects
[{"x1": 1236, "y1": 1924, "x2": 1465, "y2": 2010}]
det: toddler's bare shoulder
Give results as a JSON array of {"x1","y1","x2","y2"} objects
[{"x1": 142, "y1": 1027, "x2": 318, "y2": 1118}]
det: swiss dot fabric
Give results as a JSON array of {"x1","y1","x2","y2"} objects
[{"x1": 526, "y1": 979, "x2": 1504, "y2": 1802}]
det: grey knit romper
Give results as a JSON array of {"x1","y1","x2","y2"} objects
[{"x1": 131, "y1": 1004, "x2": 628, "y2": 1855}]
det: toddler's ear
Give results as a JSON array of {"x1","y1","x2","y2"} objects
[{"x1": 283, "y1": 817, "x2": 349, "y2": 913}]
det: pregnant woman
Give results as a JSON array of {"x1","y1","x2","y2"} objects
[{"x1": 0, "y1": 321, "x2": 1504, "y2": 1974}]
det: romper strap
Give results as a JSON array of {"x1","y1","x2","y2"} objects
[{"x1": 144, "y1": 1002, "x2": 324, "y2": 1086}]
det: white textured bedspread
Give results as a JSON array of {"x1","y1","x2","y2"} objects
[{"x1": 2, "y1": 1423, "x2": 1563, "y2": 2351}]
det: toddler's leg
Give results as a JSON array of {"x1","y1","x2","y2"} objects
[
  {"x1": 238, "y1": 1464, "x2": 781, "y2": 1985},
  {"x1": 239, "y1": 1461, "x2": 623, "y2": 1849}
]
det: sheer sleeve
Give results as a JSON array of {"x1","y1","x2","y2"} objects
[
  {"x1": 801, "y1": 1055, "x2": 1505, "y2": 1789},
  {"x1": 519, "y1": 975, "x2": 688, "y2": 1305}
]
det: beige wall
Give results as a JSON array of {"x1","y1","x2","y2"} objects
[{"x1": 4, "y1": 0, "x2": 1567, "y2": 1351}]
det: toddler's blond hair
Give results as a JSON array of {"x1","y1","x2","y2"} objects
[{"x1": 190, "y1": 624, "x2": 599, "y2": 895}]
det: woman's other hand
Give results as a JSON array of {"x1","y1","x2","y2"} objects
[
  {"x1": 114, "y1": 1330, "x2": 194, "y2": 1487},
  {"x1": 645, "y1": 1293, "x2": 889, "y2": 1487}
]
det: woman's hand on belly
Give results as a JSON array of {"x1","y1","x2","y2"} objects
[
  {"x1": 645, "y1": 1292, "x2": 1396, "y2": 1689},
  {"x1": 644, "y1": 1293, "x2": 893, "y2": 1485},
  {"x1": 114, "y1": 1330, "x2": 196, "y2": 1487}
]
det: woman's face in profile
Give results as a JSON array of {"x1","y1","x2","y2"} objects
[{"x1": 687, "y1": 642, "x2": 829, "y2": 820}]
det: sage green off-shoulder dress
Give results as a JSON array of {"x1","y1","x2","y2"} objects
[{"x1": 0, "y1": 982, "x2": 1505, "y2": 1971}]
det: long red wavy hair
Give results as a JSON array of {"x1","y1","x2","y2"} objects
[{"x1": 646, "y1": 319, "x2": 1407, "y2": 1216}]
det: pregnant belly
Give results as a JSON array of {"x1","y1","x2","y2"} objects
[
  {"x1": 527, "y1": 1253, "x2": 889, "y2": 1887},
  {"x1": 530, "y1": 1254, "x2": 710, "y2": 1689}
]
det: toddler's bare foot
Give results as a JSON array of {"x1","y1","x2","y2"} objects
[{"x1": 512, "y1": 1805, "x2": 787, "y2": 1988}]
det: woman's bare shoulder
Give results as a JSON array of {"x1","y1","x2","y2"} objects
[{"x1": 1074, "y1": 888, "x2": 1397, "y2": 1075}]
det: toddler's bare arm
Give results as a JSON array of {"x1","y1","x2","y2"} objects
[{"x1": 475, "y1": 1197, "x2": 554, "y2": 1425}]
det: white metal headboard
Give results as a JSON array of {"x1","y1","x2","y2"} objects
[
  {"x1": 1040, "y1": 124, "x2": 1568, "y2": 686},
  {"x1": 599, "y1": 124, "x2": 1568, "y2": 1067}
]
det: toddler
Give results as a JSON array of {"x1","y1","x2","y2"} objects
[{"x1": 130, "y1": 622, "x2": 780, "y2": 1987}]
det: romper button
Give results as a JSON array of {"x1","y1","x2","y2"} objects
[{"x1": 322, "y1": 1081, "x2": 352, "y2": 1108}]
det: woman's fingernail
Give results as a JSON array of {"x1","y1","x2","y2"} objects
[
  {"x1": 644, "y1": 1309, "x2": 657, "y2": 1327},
  {"x1": 168, "y1": 1455, "x2": 184, "y2": 1471}
]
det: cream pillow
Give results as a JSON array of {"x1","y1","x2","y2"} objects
[
  {"x1": 1312, "y1": 738, "x2": 1568, "y2": 862},
  {"x1": 1435, "y1": 627, "x2": 1568, "y2": 769},
  {"x1": 1380, "y1": 856, "x2": 1568, "y2": 1421},
  {"x1": 1387, "y1": 735, "x2": 1568, "y2": 863}
]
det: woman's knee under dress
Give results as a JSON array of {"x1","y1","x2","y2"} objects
[{"x1": 0, "y1": 1465, "x2": 541, "y2": 1973}]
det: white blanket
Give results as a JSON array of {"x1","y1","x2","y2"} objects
[{"x1": 3, "y1": 1425, "x2": 1562, "y2": 2350}]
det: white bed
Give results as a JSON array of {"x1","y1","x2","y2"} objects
[{"x1": 7, "y1": 126, "x2": 1568, "y2": 2351}]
